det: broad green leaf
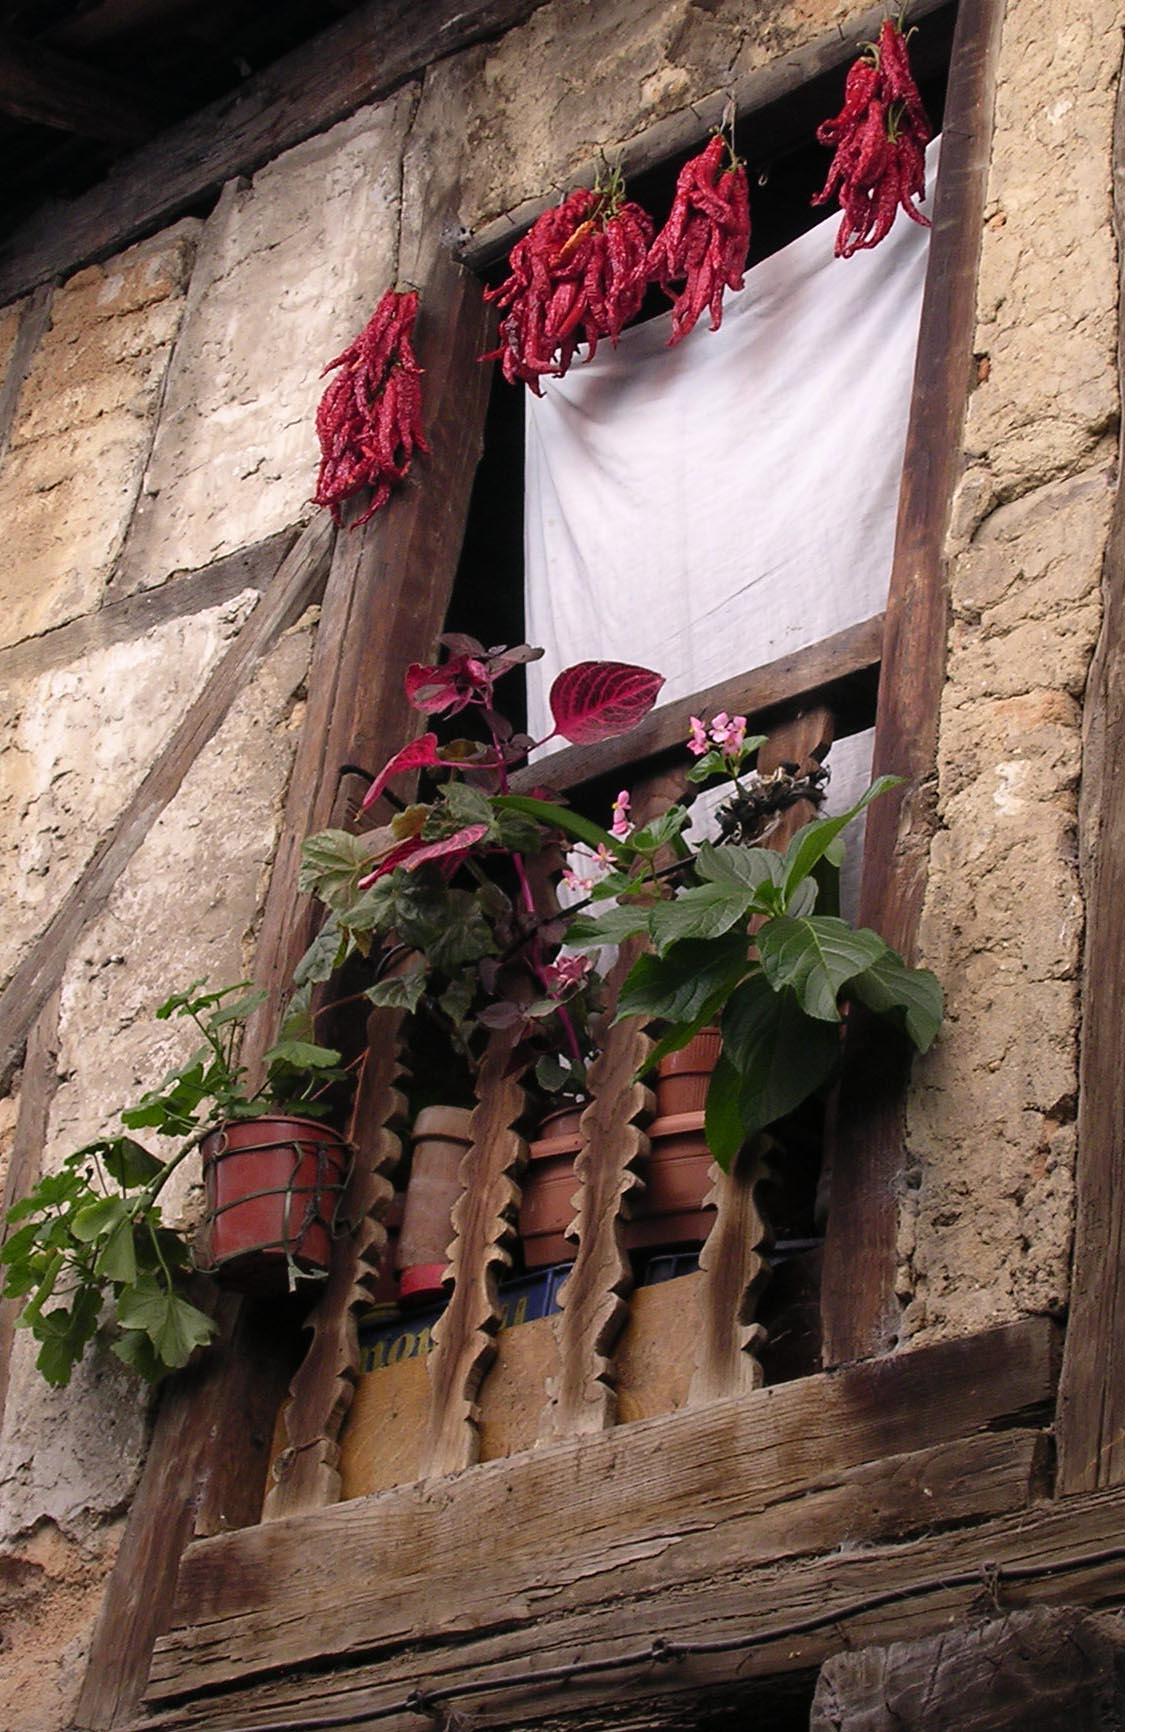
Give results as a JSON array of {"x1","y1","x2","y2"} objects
[
  {"x1": 96, "y1": 1216, "x2": 138, "y2": 1284},
  {"x1": 112, "y1": 1329, "x2": 169, "y2": 1383},
  {"x1": 116, "y1": 1282, "x2": 216, "y2": 1368},
  {"x1": 72, "y1": 1197, "x2": 129, "y2": 1244},
  {"x1": 534, "y1": 1053, "x2": 574, "y2": 1094},
  {"x1": 777, "y1": 776, "x2": 902, "y2": 900},
  {"x1": 292, "y1": 918, "x2": 347, "y2": 987},
  {"x1": 703, "y1": 1050, "x2": 746, "y2": 1171},
  {"x1": 298, "y1": 828, "x2": 371, "y2": 901},
  {"x1": 424, "y1": 781, "x2": 494, "y2": 837},
  {"x1": 205, "y1": 988, "x2": 267, "y2": 1030},
  {"x1": 32, "y1": 1288, "x2": 101, "y2": 1387},
  {"x1": 758, "y1": 916, "x2": 888, "y2": 1021},
  {"x1": 436, "y1": 973, "x2": 476, "y2": 1032},
  {"x1": 720, "y1": 975, "x2": 842, "y2": 1134},
  {"x1": 639, "y1": 992, "x2": 729, "y2": 1077},
  {"x1": 693, "y1": 841, "x2": 789, "y2": 893},
  {"x1": 262, "y1": 1039, "x2": 343, "y2": 1071},
  {"x1": 626, "y1": 806, "x2": 691, "y2": 854},
  {"x1": 648, "y1": 882, "x2": 754, "y2": 953},
  {"x1": 493, "y1": 794, "x2": 616, "y2": 856},
  {"x1": 846, "y1": 948, "x2": 944, "y2": 1052},
  {"x1": 99, "y1": 1137, "x2": 164, "y2": 1187},
  {"x1": 365, "y1": 969, "x2": 429, "y2": 1013},
  {"x1": 686, "y1": 747, "x2": 729, "y2": 784},
  {"x1": 615, "y1": 934, "x2": 749, "y2": 1026},
  {"x1": 0, "y1": 1219, "x2": 41, "y2": 1268},
  {"x1": 562, "y1": 904, "x2": 652, "y2": 950},
  {"x1": 784, "y1": 876, "x2": 819, "y2": 919}
]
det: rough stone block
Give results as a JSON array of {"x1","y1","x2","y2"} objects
[
  {"x1": 118, "y1": 93, "x2": 414, "y2": 589},
  {"x1": 0, "y1": 593, "x2": 259, "y2": 993},
  {"x1": 0, "y1": 224, "x2": 200, "y2": 651}
]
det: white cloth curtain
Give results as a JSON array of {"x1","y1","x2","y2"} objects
[{"x1": 523, "y1": 138, "x2": 938, "y2": 913}]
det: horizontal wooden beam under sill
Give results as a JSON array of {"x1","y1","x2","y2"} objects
[
  {"x1": 510, "y1": 613, "x2": 883, "y2": 798},
  {"x1": 458, "y1": 0, "x2": 952, "y2": 271},
  {"x1": 0, "y1": 0, "x2": 548, "y2": 308},
  {"x1": 144, "y1": 1318, "x2": 1060, "y2": 1712},
  {"x1": 139, "y1": 1485, "x2": 1122, "y2": 1730}
]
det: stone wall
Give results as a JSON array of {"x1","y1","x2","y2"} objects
[{"x1": 0, "y1": 0, "x2": 1122, "y2": 1724}]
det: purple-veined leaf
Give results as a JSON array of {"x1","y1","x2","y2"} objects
[
  {"x1": 359, "y1": 823, "x2": 488, "y2": 887},
  {"x1": 361, "y1": 734, "x2": 443, "y2": 811},
  {"x1": 548, "y1": 661, "x2": 665, "y2": 745}
]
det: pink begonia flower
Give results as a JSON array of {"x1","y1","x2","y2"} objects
[
  {"x1": 562, "y1": 868, "x2": 596, "y2": 896},
  {"x1": 686, "y1": 715, "x2": 709, "y2": 757},
  {"x1": 547, "y1": 954, "x2": 592, "y2": 997},
  {"x1": 609, "y1": 789, "x2": 634, "y2": 840},
  {"x1": 710, "y1": 713, "x2": 747, "y2": 754}
]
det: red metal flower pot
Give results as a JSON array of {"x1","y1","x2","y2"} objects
[
  {"x1": 519, "y1": 1105, "x2": 584, "y2": 1271},
  {"x1": 395, "y1": 1106, "x2": 474, "y2": 1306},
  {"x1": 200, "y1": 1116, "x2": 350, "y2": 1295}
]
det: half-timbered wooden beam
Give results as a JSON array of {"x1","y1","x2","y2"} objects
[
  {"x1": 0, "y1": 33, "x2": 156, "y2": 144},
  {"x1": 0, "y1": 0, "x2": 547, "y2": 308},
  {"x1": 820, "y1": 0, "x2": 1007, "y2": 1366}
]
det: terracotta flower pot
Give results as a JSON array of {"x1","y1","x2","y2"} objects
[
  {"x1": 654, "y1": 1027, "x2": 722, "y2": 1117},
  {"x1": 200, "y1": 1116, "x2": 350, "y2": 1294},
  {"x1": 519, "y1": 1105, "x2": 584, "y2": 1271},
  {"x1": 624, "y1": 1109, "x2": 716, "y2": 1252},
  {"x1": 395, "y1": 1106, "x2": 474, "y2": 1306}
]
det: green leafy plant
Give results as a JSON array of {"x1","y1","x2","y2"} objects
[
  {"x1": 562, "y1": 714, "x2": 944, "y2": 1169},
  {"x1": 0, "y1": 981, "x2": 348, "y2": 1388}
]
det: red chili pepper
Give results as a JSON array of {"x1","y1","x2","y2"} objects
[
  {"x1": 813, "y1": 17, "x2": 932, "y2": 256},
  {"x1": 313, "y1": 288, "x2": 429, "y2": 527},
  {"x1": 649, "y1": 133, "x2": 751, "y2": 346}
]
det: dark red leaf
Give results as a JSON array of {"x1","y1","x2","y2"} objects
[
  {"x1": 548, "y1": 661, "x2": 665, "y2": 744},
  {"x1": 360, "y1": 734, "x2": 443, "y2": 811},
  {"x1": 359, "y1": 824, "x2": 488, "y2": 886}
]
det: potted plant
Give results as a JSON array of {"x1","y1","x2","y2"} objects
[
  {"x1": 563, "y1": 712, "x2": 945, "y2": 1179},
  {"x1": 0, "y1": 980, "x2": 351, "y2": 1388},
  {"x1": 295, "y1": 635, "x2": 667, "y2": 1274}
]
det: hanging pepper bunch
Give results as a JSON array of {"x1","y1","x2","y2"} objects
[
  {"x1": 812, "y1": 15, "x2": 932, "y2": 258},
  {"x1": 483, "y1": 170, "x2": 655, "y2": 393},
  {"x1": 647, "y1": 131, "x2": 751, "y2": 345},
  {"x1": 312, "y1": 288, "x2": 429, "y2": 527}
]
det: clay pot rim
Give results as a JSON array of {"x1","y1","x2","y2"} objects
[
  {"x1": 656, "y1": 1030, "x2": 721, "y2": 1075},
  {"x1": 528, "y1": 1131, "x2": 583, "y2": 1159},
  {"x1": 411, "y1": 1104, "x2": 475, "y2": 1140},
  {"x1": 647, "y1": 1110, "x2": 707, "y2": 1137}
]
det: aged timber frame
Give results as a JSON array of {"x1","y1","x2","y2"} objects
[{"x1": 56, "y1": 1, "x2": 1123, "y2": 1727}]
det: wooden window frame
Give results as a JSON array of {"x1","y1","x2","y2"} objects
[{"x1": 71, "y1": 4, "x2": 1123, "y2": 1727}]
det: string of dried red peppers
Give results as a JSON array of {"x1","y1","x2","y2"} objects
[
  {"x1": 312, "y1": 287, "x2": 429, "y2": 526},
  {"x1": 483, "y1": 172, "x2": 654, "y2": 395},
  {"x1": 647, "y1": 132, "x2": 751, "y2": 346},
  {"x1": 813, "y1": 16, "x2": 931, "y2": 258}
]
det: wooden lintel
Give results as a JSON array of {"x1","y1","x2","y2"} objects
[
  {"x1": 144, "y1": 1318, "x2": 1059, "y2": 1708},
  {"x1": 510, "y1": 614, "x2": 883, "y2": 799},
  {"x1": 142, "y1": 1479, "x2": 1123, "y2": 1730},
  {"x1": 0, "y1": 0, "x2": 547, "y2": 309},
  {"x1": 0, "y1": 33, "x2": 156, "y2": 145}
]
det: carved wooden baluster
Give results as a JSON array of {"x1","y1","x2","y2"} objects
[
  {"x1": 541, "y1": 770, "x2": 683, "y2": 1439},
  {"x1": 417, "y1": 1024, "x2": 529, "y2": 1478},
  {"x1": 540, "y1": 938, "x2": 653, "y2": 1441},
  {"x1": 263, "y1": 1006, "x2": 407, "y2": 1519},
  {"x1": 688, "y1": 707, "x2": 836, "y2": 1405}
]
